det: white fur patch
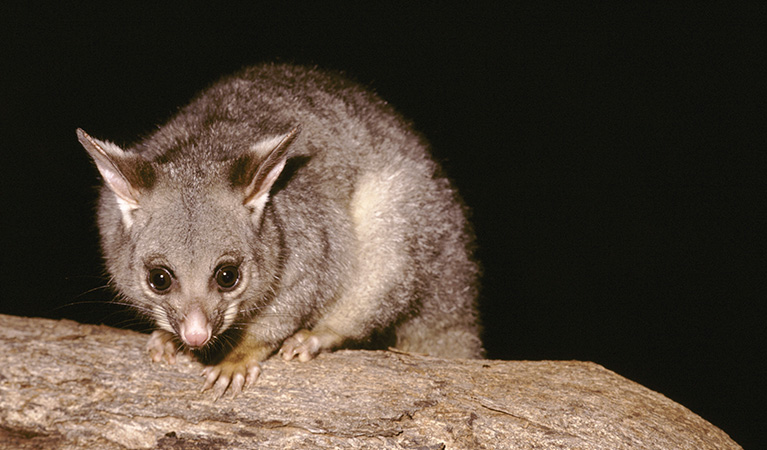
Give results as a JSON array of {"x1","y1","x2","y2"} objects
[
  {"x1": 116, "y1": 195, "x2": 138, "y2": 229},
  {"x1": 153, "y1": 304, "x2": 173, "y2": 333},
  {"x1": 315, "y1": 169, "x2": 408, "y2": 339},
  {"x1": 221, "y1": 300, "x2": 241, "y2": 331}
]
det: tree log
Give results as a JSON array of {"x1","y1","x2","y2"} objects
[{"x1": 0, "y1": 314, "x2": 740, "y2": 449}]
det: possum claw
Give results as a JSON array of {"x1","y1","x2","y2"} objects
[{"x1": 202, "y1": 358, "x2": 262, "y2": 399}]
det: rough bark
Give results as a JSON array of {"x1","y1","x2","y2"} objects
[{"x1": 0, "y1": 314, "x2": 740, "y2": 449}]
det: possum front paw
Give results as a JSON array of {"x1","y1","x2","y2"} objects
[
  {"x1": 200, "y1": 341, "x2": 272, "y2": 399},
  {"x1": 147, "y1": 330, "x2": 180, "y2": 364},
  {"x1": 279, "y1": 328, "x2": 341, "y2": 362},
  {"x1": 202, "y1": 357, "x2": 262, "y2": 399}
]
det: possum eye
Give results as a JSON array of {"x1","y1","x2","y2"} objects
[
  {"x1": 147, "y1": 267, "x2": 173, "y2": 293},
  {"x1": 215, "y1": 265, "x2": 240, "y2": 290}
]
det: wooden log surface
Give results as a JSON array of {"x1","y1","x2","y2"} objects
[{"x1": 0, "y1": 314, "x2": 741, "y2": 449}]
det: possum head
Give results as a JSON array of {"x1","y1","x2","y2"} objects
[{"x1": 78, "y1": 127, "x2": 297, "y2": 349}]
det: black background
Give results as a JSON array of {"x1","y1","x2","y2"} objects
[{"x1": 2, "y1": 3, "x2": 763, "y2": 447}]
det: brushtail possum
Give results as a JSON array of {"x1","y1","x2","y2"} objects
[{"x1": 79, "y1": 64, "x2": 482, "y2": 397}]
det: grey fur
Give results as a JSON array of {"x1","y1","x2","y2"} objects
[{"x1": 79, "y1": 64, "x2": 482, "y2": 394}]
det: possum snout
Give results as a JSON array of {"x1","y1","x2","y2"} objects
[{"x1": 179, "y1": 307, "x2": 212, "y2": 348}]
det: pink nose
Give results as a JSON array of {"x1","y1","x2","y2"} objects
[
  {"x1": 180, "y1": 308, "x2": 211, "y2": 348},
  {"x1": 183, "y1": 328, "x2": 209, "y2": 347}
]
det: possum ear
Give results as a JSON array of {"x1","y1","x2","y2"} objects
[
  {"x1": 236, "y1": 126, "x2": 300, "y2": 215},
  {"x1": 77, "y1": 128, "x2": 154, "y2": 227}
]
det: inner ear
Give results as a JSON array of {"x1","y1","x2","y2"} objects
[
  {"x1": 231, "y1": 126, "x2": 300, "y2": 209},
  {"x1": 77, "y1": 128, "x2": 155, "y2": 206}
]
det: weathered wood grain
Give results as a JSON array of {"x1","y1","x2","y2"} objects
[{"x1": 0, "y1": 315, "x2": 741, "y2": 449}]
